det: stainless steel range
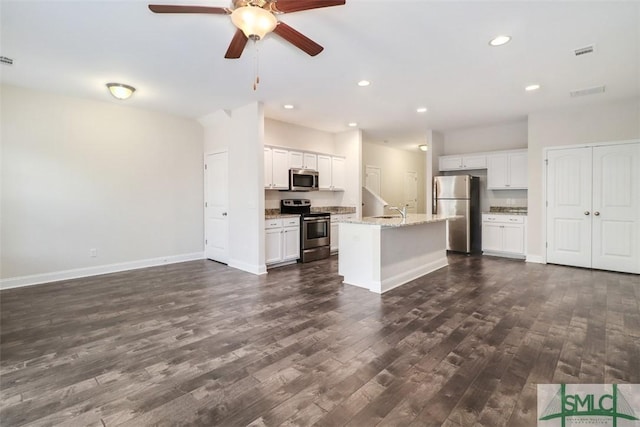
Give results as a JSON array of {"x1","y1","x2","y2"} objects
[{"x1": 281, "y1": 199, "x2": 331, "y2": 263}]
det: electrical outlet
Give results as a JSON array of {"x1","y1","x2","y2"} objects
[{"x1": 89, "y1": 248, "x2": 97, "y2": 257}]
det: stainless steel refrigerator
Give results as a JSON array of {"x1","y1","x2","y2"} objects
[{"x1": 433, "y1": 175, "x2": 480, "y2": 254}]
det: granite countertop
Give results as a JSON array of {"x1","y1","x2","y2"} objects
[
  {"x1": 483, "y1": 206, "x2": 528, "y2": 216},
  {"x1": 265, "y1": 206, "x2": 356, "y2": 218},
  {"x1": 312, "y1": 206, "x2": 357, "y2": 214},
  {"x1": 343, "y1": 214, "x2": 458, "y2": 228}
]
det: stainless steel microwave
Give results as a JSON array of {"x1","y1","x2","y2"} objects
[{"x1": 289, "y1": 168, "x2": 319, "y2": 191}]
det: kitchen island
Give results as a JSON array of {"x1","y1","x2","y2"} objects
[{"x1": 338, "y1": 214, "x2": 454, "y2": 294}]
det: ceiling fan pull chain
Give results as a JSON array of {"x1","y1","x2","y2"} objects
[{"x1": 253, "y1": 39, "x2": 260, "y2": 91}]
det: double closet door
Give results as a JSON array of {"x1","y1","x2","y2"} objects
[{"x1": 546, "y1": 142, "x2": 639, "y2": 274}]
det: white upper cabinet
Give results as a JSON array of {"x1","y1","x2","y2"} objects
[
  {"x1": 317, "y1": 155, "x2": 332, "y2": 190},
  {"x1": 439, "y1": 154, "x2": 487, "y2": 171},
  {"x1": 265, "y1": 147, "x2": 289, "y2": 190},
  {"x1": 289, "y1": 151, "x2": 316, "y2": 170},
  {"x1": 487, "y1": 150, "x2": 528, "y2": 190},
  {"x1": 317, "y1": 154, "x2": 345, "y2": 191},
  {"x1": 303, "y1": 153, "x2": 317, "y2": 170},
  {"x1": 288, "y1": 151, "x2": 303, "y2": 169},
  {"x1": 331, "y1": 157, "x2": 345, "y2": 191}
]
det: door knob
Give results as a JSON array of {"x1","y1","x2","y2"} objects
[
  {"x1": 594, "y1": 211, "x2": 600, "y2": 216},
  {"x1": 584, "y1": 211, "x2": 590, "y2": 215}
]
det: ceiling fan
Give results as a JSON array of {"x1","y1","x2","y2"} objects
[{"x1": 148, "y1": 0, "x2": 346, "y2": 59}]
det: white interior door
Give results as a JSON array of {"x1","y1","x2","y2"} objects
[
  {"x1": 546, "y1": 147, "x2": 592, "y2": 268},
  {"x1": 205, "y1": 152, "x2": 229, "y2": 264},
  {"x1": 365, "y1": 165, "x2": 381, "y2": 196},
  {"x1": 591, "y1": 143, "x2": 640, "y2": 273},
  {"x1": 404, "y1": 171, "x2": 418, "y2": 212}
]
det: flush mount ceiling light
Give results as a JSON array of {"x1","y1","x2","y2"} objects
[
  {"x1": 106, "y1": 83, "x2": 136, "y2": 100},
  {"x1": 348, "y1": 122, "x2": 358, "y2": 127},
  {"x1": 525, "y1": 84, "x2": 541, "y2": 92},
  {"x1": 357, "y1": 80, "x2": 371, "y2": 87},
  {"x1": 416, "y1": 107, "x2": 428, "y2": 113},
  {"x1": 283, "y1": 104, "x2": 295, "y2": 109},
  {"x1": 489, "y1": 35, "x2": 511, "y2": 46},
  {"x1": 419, "y1": 144, "x2": 428, "y2": 152},
  {"x1": 231, "y1": 5, "x2": 277, "y2": 40}
]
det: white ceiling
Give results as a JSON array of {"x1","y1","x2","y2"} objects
[{"x1": 2, "y1": 0, "x2": 639, "y2": 151}]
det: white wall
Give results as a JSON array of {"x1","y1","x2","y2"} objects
[
  {"x1": 334, "y1": 129, "x2": 362, "y2": 218},
  {"x1": 527, "y1": 97, "x2": 640, "y2": 262},
  {"x1": 442, "y1": 120, "x2": 528, "y2": 155},
  {"x1": 200, "y1": 103, "x2": 265, "y2": 274},
  {"x1": 1, "y1": 85, "x2": 204, "y2": 286},
  {"x1": 362, "y1": 141, "x2": 427, "y2": 213}
]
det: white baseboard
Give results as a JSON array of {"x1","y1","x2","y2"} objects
[
  {"x1": 526, "y1": 255, "x2": 545, "y2": 264},
  {"x1": 379, "y1": 256, "x2": 449, "y2": 294},
  {"x1": 227, "y1": 259, "x2": 267, "y2": 276},
  {"x1": 0, "y1": 252, "x2": 205, "y2": 290}
]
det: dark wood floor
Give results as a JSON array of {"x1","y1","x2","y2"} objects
[{"x1": 1, "y1": 254, "x2": 639, "y2": 426}]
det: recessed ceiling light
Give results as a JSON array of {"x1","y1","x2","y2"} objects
[
  {"x1": 416, "y1": 107, "x2": 428, "y2": 113},
  {"x1": 419, "y1": 144, "x2": 428, "y2": 152},
  {"x1": 348, "y1": 122, "x2": 358, "y2": 127},
  {"x1": 489, "y1": 35, "x2": 511, "y2": 47},
  {"x1": 525, "y1": 84, "x2": 541, "y2": 92},
  {"x1": 283, "y1": 104, "x2": 295, "y2": 109},
  {"x1": 357, "y1": 80, "x2": 371, "y2": 87}
]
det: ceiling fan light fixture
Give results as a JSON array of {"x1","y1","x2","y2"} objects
[
  {"x1": 106, "y1": 83, "x2": 135, "y2": 100},
  {"x1": 231, "y1": 5, "x2": 277, "y2": 40}
]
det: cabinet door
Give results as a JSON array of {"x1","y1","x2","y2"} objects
[
  {"x1": 508, "y1": 152, "x2": 528, "y2": 188},
  {"x1": 264, "y1": 148, "x2": 273, "y2": 189},
  {"x1": 265, "y1": 228, "x2": 283, "y2": 264},
  {"x1": 282, "y1": 227, "x2": 300, "y2": 261},
  {"x1": 502, "y1": 224, "x2": 525, "y2": 254},
  {"x1": 487, "y1": 154, "x2": 508, "y2": 189},
  {"x1": 439, "y1": 156, "x2": 463, "y2": 171},
  {"x1": 317, "y1": 155, "x2": 332, "y2": 190},
  {"x1": 289, "y1": 151, "x2": 303, "y2": 169},
  {"x1": 272, "y1": 149, "x2": 290, "y2": 189},
  {"x1": 331, "y1": 157, "x2": 345, "y2": 191},
  {"x1": 482, "y1": 223, "x2": 503, "y2": 252},
  {"x1": 303, "y1": 153, "x2": 317, "y2": 170},
  {"x1": 462, "y1": 155, "x2": 487, "y2": 169}
]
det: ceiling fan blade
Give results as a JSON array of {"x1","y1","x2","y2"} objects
[
  {"x1": 273, "y1": 22, "x2": 323, "y2": 56},
  {"x1": 270, "y1": 0, "x2": 345, "y2": 14},
  {"x1": 225, "y1": 29, "x2": 249, "y2": 59},
  {"x1": 148, "y1": 4, "x2": 230, "y2": 14}
]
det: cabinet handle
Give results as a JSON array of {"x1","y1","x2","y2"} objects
[
  {"x1": 584, "y1": 211, "x2": 590, "y2": 215},
  {"x1": 594, "y1": 211, "x2": 600, "y2": 216}
]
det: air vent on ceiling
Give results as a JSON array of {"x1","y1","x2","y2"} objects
[
  {"x1": 0, "y1": 56, "x2": 13, "y2": 65},
  {"x1": 574, "y1": 44, "x2": 595, "y2": 57},
  {"x1": 570, "y1": 85, "x2": 605, "y2": 98}
]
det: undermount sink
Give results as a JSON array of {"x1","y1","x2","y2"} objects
[{"x1": 372, "y1": 215, "x2": 401, "y2": 219}]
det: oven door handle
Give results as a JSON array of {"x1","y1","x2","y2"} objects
[{"x1": 303, "y1": 217, "x2": 330, "y2": 222}]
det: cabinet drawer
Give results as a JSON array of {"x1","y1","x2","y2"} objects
[
  {"x1": 283, "y1": 217, "x2": 300, "y2": 227},
  {"x1": 482, "y1": 215, "x2": 524, "y2": 224},
  {"x1": 265, "y1": 219, "x2": 283, "y2": 229}
]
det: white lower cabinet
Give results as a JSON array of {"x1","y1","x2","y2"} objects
[
  {"x1": 265, "y1": 217, "x2": 300, "y2": 266},
  {"x1": 330, "y1": 214, "x2": 355, "y2": 253},
  {"x1": 482, "y1": 214, "x2": 526, "y2": 259}
]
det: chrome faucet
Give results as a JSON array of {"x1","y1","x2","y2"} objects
[{"x1": 389, "y1": 205, "x2": 407, "y2": 219}]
